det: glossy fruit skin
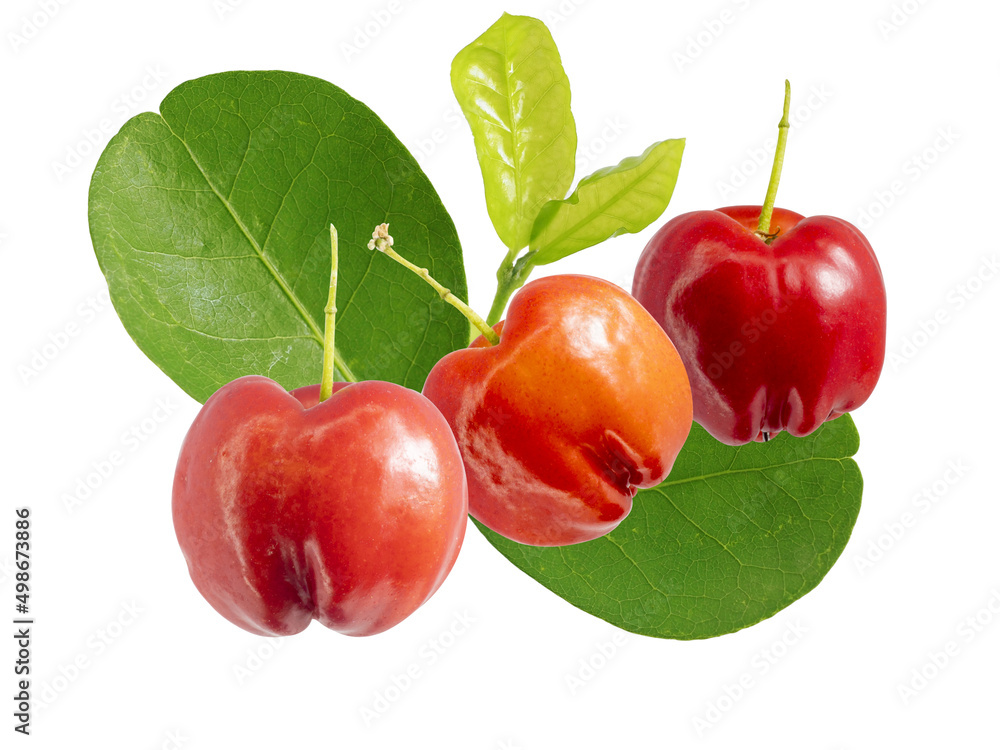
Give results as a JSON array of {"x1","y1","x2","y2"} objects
[
  {"x1": 422, "y1": 275, "x2": 692, "y2": 547},
  {"x1": 172, "y1": 376, "x2": 468, "y2": 637},
  {"x1": 633, "y1": 205, "x2": 886, "y2": 446}
]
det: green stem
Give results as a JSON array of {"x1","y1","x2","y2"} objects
[
  {"x1": 370, "y1": 224, "x2": 500, "y2": 346},
  {"x1": 486, "y1": 248, "x2": 535, "y2": 327},
  {"x1": 756, "y1": 80, "x2": 792, "y2": 241},
  {"x1": 486, "y1": 283, "x2": 515, "y2": 328},
  {"x1": 319, "y1": 224, "x2": 339, "y2": 401}
]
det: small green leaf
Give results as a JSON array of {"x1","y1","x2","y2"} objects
[
  {"x1": 89, "y1": 71, "x2": 468, "y2": 403},
  {"x1": 478, "y1": 415, "x2": 863, "y2": 640},
  {"x1": 529, "y1": 139, "x2": 685, "y2": 265},
  {"x1": 451, "y1": 12, "x2": 577, "y2": 252}
]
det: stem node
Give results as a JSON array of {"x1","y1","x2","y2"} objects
[{"x1": 319, "y1": 224, "x2": 340, "y2": 402}]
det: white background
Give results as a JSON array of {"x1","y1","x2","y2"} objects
[{"x1": 3, "y1": 0, "x2": 999, "y2": 746}]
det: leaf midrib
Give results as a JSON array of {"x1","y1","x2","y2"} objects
[
  {"x1": 656, "y1": 454, "x2": 852, "y2": 489},
  {"x1": 551, "y1": 455, "x2": 857, "y2": 625},
  {"x1": 533, "y1": 143, "x2": 680, "y2": 255},
  {"x1": 159, "y1": 114, "x2": 358, "y2": 383},
  {"x1": 500, "y1": 18, "x2": 525, "y2": 241}
]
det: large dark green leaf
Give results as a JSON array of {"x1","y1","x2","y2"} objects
[
  {"x1": 451, "y1": 13, "x2": 576, "y2": 252},
  {"x1": 89, "y1": 70, "x2": 468, "y2": 402},
  {"x1": 478, "y1": 416, "x2": 863, "y2": 639}
]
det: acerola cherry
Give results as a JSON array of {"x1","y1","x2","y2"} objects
[
  {"x1": 422, "y1": 274, "x2": 693, "y2": 546},
  {"x1": 634, "y1": 206, "x2": 886, "y2": 445},
  {"x1": 632, "y1": 82, "x2": 886, "y2": 445},
  {"x1": 172, "y1": 225, "x2": 468, "y2": 636},
  {"x1": 172, "y1": 376, "x2": 468, "y2": 636}
]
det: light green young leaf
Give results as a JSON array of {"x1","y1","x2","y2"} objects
[
  {"x1": 478, "y1": 416, "x2": 863, "y2": 640},
  {"x1": 451, "y1": 12, "x2": 577, "y2": 252},
  {"x1": 89, "y1": 71, "x2": 468, "y2": 403},
  {"x1": 529, "y1": 139, "x2": 685, "y2": 265}
]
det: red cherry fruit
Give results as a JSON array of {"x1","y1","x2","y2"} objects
[
  {"x1": 172, "y1": 376, "x2": 468, "y2": 637},
  {"x1": 422, "y1": 275, "x2": 693, "y2": 547},
  {"x1": 632, "y1": 205, "x2": 887, "y2": 445}
]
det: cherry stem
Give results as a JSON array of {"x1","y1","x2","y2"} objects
[
  {"x1": 756, "y1": 80, "x2": 791, "y2": 241},
  {"x1": 319, "y1": 224, "x2": 339, "y2": 402},
  {"x1": 369, "y1": 223, "x2": 500, "y2": 346},
  {"x1": 486, "y1": 247, "x2": 535, "y2": 327}
]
